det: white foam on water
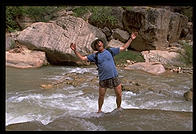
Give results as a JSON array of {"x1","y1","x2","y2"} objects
[
  {"x1": 6, "y1": 81, "x2": 192, "y2": 127},
  {"x1": 6, "y1": 113, "x2": 34, "y2": 126},
  {"x1": 123, "y1": 91, "x2": 137, "y2": 96},
  {"x1": 64, "y1": 67, "x2": 97, "y2": 75},
  {"x1": 69, "y1": 67, "x2": 90, "y2": 74},
  {"x1": 41, "y1": 75, "x2": 63, "y2": 80},
  {"x1": 33, "y1": 114, "x2": 54, "y2": 125},
  {"x1": 7, "y1": 94, "x2": 43, "y2": 103},
  {"x1": 172, "y1": 90, "x2": 186, "y2": 95},
  {"x1": 6, "y1": 92, "x2": 82, "y2": 126}
]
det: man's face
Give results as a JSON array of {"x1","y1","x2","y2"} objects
[{"x1": 95, "y1": 41, "x2": 104, "y2": 51}]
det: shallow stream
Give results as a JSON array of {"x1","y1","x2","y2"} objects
[{"x1": 6, "y1": 65, "x2": 193, "y2": 131}]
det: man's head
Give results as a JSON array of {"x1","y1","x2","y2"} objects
[{"x1": 91, "y1": 38, "x2": 106, "y2": 51}]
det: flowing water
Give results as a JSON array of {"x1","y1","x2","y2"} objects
[{"x1": 5, "y1": 65, "x2": 193, "y2": 131}]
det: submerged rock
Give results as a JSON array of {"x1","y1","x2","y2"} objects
[{"x1": 184, "y1": 89, "x2": 193, "y2": 101}]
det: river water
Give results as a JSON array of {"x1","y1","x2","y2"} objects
[{"x1": 5, "y1": 65, "x2": 193, "y2": 131}]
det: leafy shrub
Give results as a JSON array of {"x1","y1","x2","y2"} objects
[
  {"x1": 6, "y1": 6, "x2": 25, "y2": 32},
  {"x1": 181, "y1": 42, "x2": 192, "y2": 66},
  {"x1": 72, "y1": 6, "x2": 118, "y2": 28},
  {"x1": 23, "y1": 6, "x2": 59, "y2": 22},
  {"x1": 6, "y1": 6, "x2": 64, "y2": 32},
  {"x1": 183, "y1": 7, "x2": 193, "y2": 21},
  {"x1": 176, "y1": 41, "x2": 192, "y2": 66},
  {"x1": 72, "y1": 6, "x2": 91, "y2": 19}
]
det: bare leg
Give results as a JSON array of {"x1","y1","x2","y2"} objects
[
  {"x1": 98, "y1": 86, "x2": 107, "y2": 113},
  {"x1": 114, "y1": 84, "x2": 122, "y2": 109}
]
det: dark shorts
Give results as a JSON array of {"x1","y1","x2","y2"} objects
[{"x1": 99, "y1": 76, "x2": 121, "y2": 89}]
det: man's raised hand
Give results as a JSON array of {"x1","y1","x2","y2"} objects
[{"x1": 70, "y1": 43, "x2": 76, "y2": 51}]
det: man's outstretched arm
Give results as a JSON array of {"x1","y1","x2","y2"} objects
[
  {"x1": 120, "y1": 32, "x2": 138, "y2": 52},
  {"x1": 70, "y1": 43, "x2": 88, "y2": 61}
]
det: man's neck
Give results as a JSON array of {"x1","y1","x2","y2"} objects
[{"x1": 98, "y1": 48, "x2": 105, "y2": 53}]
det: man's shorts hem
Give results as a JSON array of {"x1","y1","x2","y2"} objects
[{"x1": 99, "y1": 76, "x2": 121, "y2": 89}]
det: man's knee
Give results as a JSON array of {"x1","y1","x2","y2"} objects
[{"x1": 99, "y1": 93, "x2": 105, "y2": 98}]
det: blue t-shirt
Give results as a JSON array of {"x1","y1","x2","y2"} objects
[{"x1": 87, "y1": 48, "x2": 120, "y2": 81}]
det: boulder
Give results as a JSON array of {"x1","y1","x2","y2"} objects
[
  {"x1": 101, "y1": 27, "x2": 112, "y2": 38},
  {"x1": 6, "y1": 45, "x2": 48, "y2": 68},
  {"x1": 141, "y1": 50, "x2": 184, "y2": 66},
  {"x1": 184, "y1": 90, "x2": 193, "y2": 101},
  {"x1": 123, "y1": 7, "x2": 188, "y2": 51},
  {"x1": 107, "y1": 39, "x2": 124, "y2": 48},
  {"x1": 6, "y1": 33, "x2": 15, "y2": 51},
  {"x1": 16, "y1": 15, "x2": 107, "y2": 65},
  {"x1": 124, "y1": 62, "x2": 166, "y2": 75},
  {"x1": 181, "y1": 22, "x2": 193, "y2": 40},
  {"x1": 110, "y1": 7, "x2": 124, "y2": 29},
  {"x1": 167, "y1": 12, "x2": 188, "y2": 42},
  {"x1": 6, "y1": 32, "x2": 21, "y2": 50},
  {"x1": 15, "y1": 15, "x2": 35, "y2": 30},
  {"x1": 111, "y1": 28, "x2": 130, "y2": 43}
]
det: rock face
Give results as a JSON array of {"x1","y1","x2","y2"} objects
[
  {"x1": 141, "y1": 50, "x2": 183, "y2": 66},
  {"x1": 111, "y1": 28, "x2": 130, "y2": 43},
  {"x1": 15, "y1": 15, "x2": 35, "y2": 30},
  {"x1": 6, "y1": 33, "x2": 15, "y2": 51},
  {"x1": 6, "y1": 45, "x2": 48, "y2": 68},
  {"x1": 7, "y1": 7, "x2": 191, "y2": 67},
  {"x1": 107, "y1": 39, "x2": 124, "y2": 48},
  {"x1": 167, "y1": 12, "x2": 189, "y2": 42},
  {"x1": 124, "y1": 62, "x2": 166, "y2": 75},
  {"x1": 123, "y1": 7, "x2": 188, "y2": 51},
  {"x1": 16, "y1": 15, "x2": 107, "y2": 65}
]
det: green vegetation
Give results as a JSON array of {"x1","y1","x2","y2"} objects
[
  {"x1": 114, "y1": 50, "x2": 145, "y2": 65},
  {"x1": 22, "y1": 6, "x2": 60, "y2": 22},
  {"x1": 6, "y1": 6, "x2": 24, "y2": 32},
  {"x1": 180, "y1": 42, "x2": 193, "y2": 66},
  {"x1": 6, "y1": 6, "x2": 64, "y2": 32},
  {"x1": 72, "y1": 6, "x2": 118, "y2": 28},
  {"x1": 72, "y1": 6, "x2": 91, "y2": 19},
  {"x1": 180, "y1": 6, "x2": 193, "y2": 21}
]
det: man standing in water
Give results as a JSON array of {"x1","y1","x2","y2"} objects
[{"x1": 70, "y1": 32, "x2": 137, "y2": 113}]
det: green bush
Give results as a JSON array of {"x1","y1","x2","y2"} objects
[
  {"x1": 181, "y1": 6, "x2": 193, "y2": 21},
  {"x1": 6, "y1": 6, "x2": 25, "y2": 32},
  {"x1": 176, "y1": 41, "x2": 192, "y2": 67},
  {"x1": 72, "y1": 6, "x2": 91, "y2": 19},
  {"x1": 6, "y1": 6, "x2": 64, "y2": 32},
  {"x1": 181, "y1": 42, "x2": 193, "y2": 66},
  {"x1": 23, "y1": 6, "x2": 60, "y2": 22},
  {"x1": 72, "y1": 6, "x2": 118, "y2": 28},
  {"x1": 114, "y1": 50, "x2": 145, "y2": 65}
]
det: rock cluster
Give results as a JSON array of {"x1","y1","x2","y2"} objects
[{"x1": 6, "y1": 6, "x2": 192, "y2": 74}]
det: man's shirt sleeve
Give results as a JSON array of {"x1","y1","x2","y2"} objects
[
  {"x1": 87, "y1": 53, "x2": 96, "y2": 62},
  {"x1": 110, "y1": 47, "x2": 120, "y2": 56}
]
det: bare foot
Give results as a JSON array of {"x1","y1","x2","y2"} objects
[
  {"x1": 97, "y1": 110, "x2": 103, "y2": 113},
  {"x1": 114, "y1": 107, "x2": 123, "y2": 111}
]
